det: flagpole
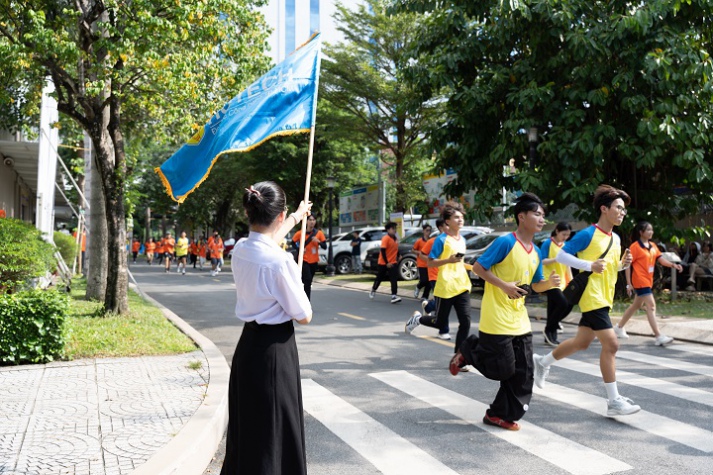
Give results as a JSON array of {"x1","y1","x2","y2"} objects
[
  {"x1": 298, "y1": 32, "x2": 322, "y2": 269},
  {"x1": 297, "y1": 124, "x2": 317, "y2": 268}
]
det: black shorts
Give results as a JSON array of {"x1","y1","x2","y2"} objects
[
  {"x1": 634, "y1": 287, "x2": 653, "y2": 297},
  {"x1": 578, "y1": 307, "x2": 613, "y2": 331},
  {"x1": 164, "y1": 252, "x2": 174, "y2": 260}
]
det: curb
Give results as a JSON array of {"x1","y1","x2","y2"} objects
[
  {"x1": 314, "y1": 277, "x2": 713, "y2": 346},
  {"x1": 129, "y1": 284, "x2": 229, "y2": 475}
]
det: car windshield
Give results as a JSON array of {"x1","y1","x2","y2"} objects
[{"x1": 466, "y1": 233, "x2": 500, "y2": 250}]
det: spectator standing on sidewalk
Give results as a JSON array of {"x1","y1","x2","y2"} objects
[
  {"x1": 533, "y1": 184, "x2": 639, "y2": 418},
  {"x1": 369, "y1": 222, "x2": 402, "y2": 303},
  {"x1": 685, "y1": 241, "x2": 713, "y2": 291},
  {"x1": 412, "y1": 224, "x2": 433, "y2": 300},
  {"x1": 350, "y1": 230, "x2": 363, "y2": 274},
  {"x1": 448, "y1": 193, "x2": 557, "y2": 431},
  {"x1": 614, "y1": 221, "x2": 681, "y2": 346},
  {"x1": 220, "y1": 182, "x2": 312, "y2": 475},
  {"x1": 539, "y1": 222, "x2": 573, "y2": 346},
  {"x1": 292, "y1": 215, "x2": 326, "y2": 300}
]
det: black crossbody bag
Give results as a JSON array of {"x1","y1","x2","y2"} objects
[{"x1": 562, "y1": 236, "x2": 613, "y2": 306}]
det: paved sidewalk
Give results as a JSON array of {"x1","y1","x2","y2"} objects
[
  {"x1": 0, "y1": 351, "x2": 207, "y2": 475},
  {"x1": 316, "y1": 276, "x2": 713, "y2": 345}
]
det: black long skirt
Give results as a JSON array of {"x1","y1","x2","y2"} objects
[{"x1": 221, "y1": 320, "x2": 306, "y2": 475}]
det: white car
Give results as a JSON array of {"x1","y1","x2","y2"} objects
[{"x1": 318, "y1": 227, "x2": 388, "y2": 274}]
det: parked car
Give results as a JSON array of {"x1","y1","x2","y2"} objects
[
  {"x1": 364, "y1": 226, "x2": 493, "y2": 281},
  {"x1": 316, "y1": 227, "x2": 387, "y2": 274}
]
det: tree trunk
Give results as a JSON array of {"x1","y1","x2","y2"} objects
[{"x1": 85, "y1": 132, "x2": 108, "y2": 300}]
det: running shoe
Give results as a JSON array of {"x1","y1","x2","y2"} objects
[
  {"x1": 405, "y1": 311, "x2": 421, "y2": 334},
  {"x1": 369, "y1": 290, "x2": 375, "y2": 300},
  {"x1": 437, "y1": 333, "x2": 452, "y2": 341},
  {"x1": 543, "y1": 330, "x2": 559, "y2": 347},
  {"x1": 613, "y1": 324, "x2": 629, "y2": 339},
  {"x1": 390, "y1": 295, "x2": 402, "y2": 304},
  {"x1": 654, "y1": 334, "x2": 674, "y2": 346},
  {"x1": 533, "y1": 354, "x2": 549, "y2": 389},
  {"x1": 413, "y1": 287, "x2": 420, "y2": 299},
  {"x1": 449, "y1": 352, "x2": 465, "y2": 376},
  {"x1": 606, "y1": 396, "x2": 641, "y2": 416},
  {"x1": 483, "y1": 414, "x2": 520, "y2": 431},
  {"x1": 557, "y1": 322, "x2": 564, "y2": 334}
]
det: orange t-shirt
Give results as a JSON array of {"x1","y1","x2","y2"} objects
[
  {"x1": 72, "y1": 231, "x2": 87, "y2": 251},
  {"x1": 156, "y1": 240, "x2": 165, "y2": 254},
  {"x1": 629, "y1": 240, "x2": 662, "y2": 289},
  {"x1": 292, "y1": 229, "x2": 326, "y2": 264},
  {"x1": 413, "y1": 237, "x2": 429, "y2": 268},
  {"x1": 208, "y1": 238, "x2": 224, "y2": 259},
  {"x1": 198, "y1": 243, "x2": 206, "y2": 258},
  {"x1": 164, "y1": 238, "x2": 175, "y2": 254},
  {"x1": 145, "y1": 242, "x2": 155, "y2": 253},
  {"x1": 422, "y1": 237, "x2": 439, "y2": 281},
  {"x1": 189, "y1": 243, "x2": 198, "y2": 255},
  {"x1": 131, "y1": 241, "x2": 140, "y2": 252},
  {"x1": 378, "y1": 234, "x2": 399, "y2": 265}
]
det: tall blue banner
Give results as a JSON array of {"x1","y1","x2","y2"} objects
[{"x1": 157, "y1": 33, "x2": 322, "y2": 203}]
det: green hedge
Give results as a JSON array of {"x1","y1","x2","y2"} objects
[
  {"x1": 53, "y1": 231, "x2": 77, "y2": 267},
  {"x1": 0, "y1": 218, "x2": 56, "y2": 292},
  {"x1": 0, "y1": 289, "x2": 69, "y2": 365}
]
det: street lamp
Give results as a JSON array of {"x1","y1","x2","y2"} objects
[
  {"x1": 325, "y1": 176, "x2": 337, "y2": 276},
  {"x1": 528, "y1": 126, "x2": 538, "y2": 170}
]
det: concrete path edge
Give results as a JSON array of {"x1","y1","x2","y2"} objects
[{"x1": 129, "y1": 284, "x2": 230, "y2": 475}]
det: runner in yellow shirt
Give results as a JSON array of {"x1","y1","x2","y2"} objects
[{"x1": 175, "y1": 231, "x2": 189, "y2": 275}]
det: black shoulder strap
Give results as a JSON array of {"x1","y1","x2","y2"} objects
[{"x1": 599, "y1": 236, "x2": 614, "y2": 259}]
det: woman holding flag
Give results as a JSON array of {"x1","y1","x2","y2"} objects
[{"x1": 221, "y1": 181, "x2": 312, "y2": 475}]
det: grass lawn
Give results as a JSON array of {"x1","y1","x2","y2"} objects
[{"x1": 63, "y1": 278, "x2": 197, "y2": 360}]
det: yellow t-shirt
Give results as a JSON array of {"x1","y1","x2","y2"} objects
[
  {"x1": 477, "y1": 233, "x2": 544, "y2": 335},
  {"x1": 540, "y1": 238, "x2": 571, "y2": 290},
  {"x1": 430, "y1": 233, "x2": 471, "y2": 299},
  {"x1": 175, "y1": 237, "x2": 189, "y2": 257},
  {"x1": 562, "y1": 225, "x2": 620, "y2": 312}
]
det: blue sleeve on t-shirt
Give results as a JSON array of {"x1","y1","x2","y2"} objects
[
  {"x1": 562, "y1": 226, "x2": 595, "y2": 256},
  {"x1": 540, "y1": 239, "x2": 551, "y2": 259},
  {"x1": 477, "y1": 234, "x2": 516, "y2": 270},
  {"x1": 532, "y1": 249, "x2": 545, "y2": 283},
  {"x1": 429, "y1": 233, "x2": 448, "y2": 259}
]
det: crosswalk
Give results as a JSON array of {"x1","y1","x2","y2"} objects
[{"x1": 302, "y1": 343, "x2": 713, "y2": 474}]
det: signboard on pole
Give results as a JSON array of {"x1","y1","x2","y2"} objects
[
  {"x1": 339, "y1": 184, "x2": 380, "y2": 227},
  {"x1": 422, "y1": 169, "x2": 476, "y2": 217}
]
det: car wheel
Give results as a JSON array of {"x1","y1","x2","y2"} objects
[
  {"x1": 334, "y1": 254, "x2": 352, "y2": 275},
  {"x1": 399, "y1": 257, "x2": 418, "y2": 281}
]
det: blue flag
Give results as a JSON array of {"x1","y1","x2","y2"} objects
[{"x1": 157, "y1": 33, "x2": 322, "y2": 203}]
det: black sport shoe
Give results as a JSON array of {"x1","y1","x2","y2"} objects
[{"x1": 543, "y1": 330, "x2": 560, "y2": 347}]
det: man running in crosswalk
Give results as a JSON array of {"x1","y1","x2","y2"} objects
[
  {"x1": 449, "y1": 193, "x2": 559, "y2": 431},
  {"x1": 533, "y1": 184, "x2": 639, "y2": 417}
]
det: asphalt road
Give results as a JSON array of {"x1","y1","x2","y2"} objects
[{"x1": 130, "y1": 261, "x2": 713, "y2": 475}]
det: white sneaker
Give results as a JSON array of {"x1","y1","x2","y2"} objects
[
  {"x1": 391, "y1": 295, "x2": 402, "y2": 304},
  {"x1": 405, "y1": 311, "x2": 421, "y2": 334},
  {"x1": 182, "y1": 270, "x2": 186, "y2": 275},
  {"x1": 607, "y1": 396, "x2": 641, "y2": 416},
  {"x1": 654, "y1": 334, "x2": 674, "y2": 346},
  {"x1": 533, "y1": 354, "x2": 549, "y2": 389},
  {"x1": 413, "y1": 287, "x2": 420, "y2": 299},
  {"x1": 613, "y1": 324, "x2": 629, "y2": 339},
  {"x1": 369, "y1": 290, "x2": 375, "y2": 300},
  {"x1": 437, "y1": 333, "x2": 452, "y2": 340},
  {"x1": 211, "y1": 271, "x2": 216, "y2": 277},
  {"x1": 557, "y1": 322, "x2": 564, "y2": 334},
  {"x1": 421, "y1": 299, "x2": 429, "y2": 313}
]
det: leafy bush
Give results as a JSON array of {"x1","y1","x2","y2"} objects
[
  {"x1": 53, "y1": 231, "x2": 77, "y2": 268},
  {"x1": 0, "y1": 218, "x2": 56, "y2": 293},
  {"x1": 0, "y1": 289, "x2": 69, "y2": 365}
]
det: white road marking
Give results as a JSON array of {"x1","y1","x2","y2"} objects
[
  {"x1": 370, "y1": 370, "x2": 632, "y2": 475},
  {"x1": 301, "y1": 379, "x2": 459, "y2": 475},
  {"x1": 617, "y1": 350, "x2": 713, "y2": 378}
]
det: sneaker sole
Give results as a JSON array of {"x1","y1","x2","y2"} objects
[
  {"x1": 607, "y1": 406, "x2": 641, "y2": 417},
  {"x1": 391, "y1": 300, "x2": 402, "y2": 304}
]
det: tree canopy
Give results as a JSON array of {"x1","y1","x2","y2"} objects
[
  {"x1": 0, "y1": 0, "x2": 269, "y2": 312},
  {"x1": 396, "y1": 0, "x2": 713, "y2": 232},
  {"x1": 322, "y1": 0, "x2": 441, "y2": 212}
]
